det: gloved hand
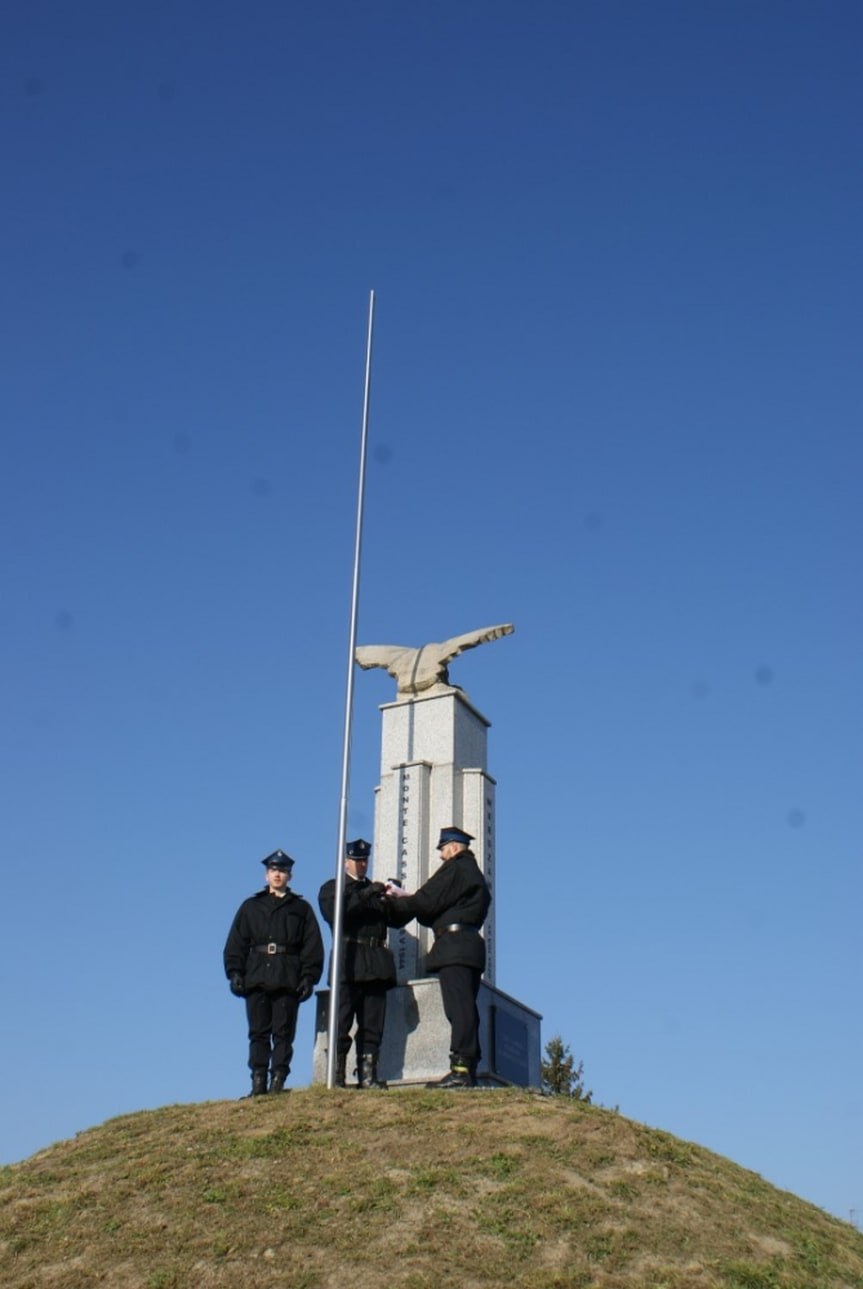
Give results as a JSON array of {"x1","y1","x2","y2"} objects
[
  {"x1": 364, "y1": 881, "x2": 387, "y2": 910},
  {"x1": 296, "y1": 978, "x2": 314, "y2": 1003},
  {"x1": 229, "y1": 973, "x2": 246, "y2": 997}
]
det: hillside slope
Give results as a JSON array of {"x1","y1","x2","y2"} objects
[{"x1": 1, "y1": 1088, "x2": 861, "y2": 1288}]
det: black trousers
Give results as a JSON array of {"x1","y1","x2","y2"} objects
[
  {"x1": 438, "y1": 964, "x2": 482, "y2": 1067},
  {"x1": 338, "y1": 981, "x2": 388, "y2": 1055},
  {"x1": 245, "y1": 988, "x2": 299, "y2": 1076}
]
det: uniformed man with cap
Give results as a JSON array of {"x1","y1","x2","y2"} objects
[
  {"x1": 386, "y1": 826, "x2": 491, "y2": 1088},
  {"x1": 318, "y1": 838, "x2": 396, "y2": 1089},
  {"x1": 223, "y1": 850, "x2": 324, "y2": 1096}
]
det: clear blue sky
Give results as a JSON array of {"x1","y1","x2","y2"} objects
[{"x1": 2, "y1": 1, "x2": 860, "y2": 1225}]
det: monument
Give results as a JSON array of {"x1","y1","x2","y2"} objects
[{"x1": 313, "y1": 623, "x2": 542, "y2": 1087}]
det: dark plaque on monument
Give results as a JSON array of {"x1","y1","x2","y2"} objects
[{"x1": 491, "y1": 1004, "x2": 531, "y2": 1086}]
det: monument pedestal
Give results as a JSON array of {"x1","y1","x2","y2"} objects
[{"x1": 312, "y1": 980, "x2": 541, "y2": 1087}]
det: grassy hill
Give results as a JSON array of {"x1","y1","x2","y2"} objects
[{"x1": 1, "y1": 1087, "x2": 861, "y2": 1288}]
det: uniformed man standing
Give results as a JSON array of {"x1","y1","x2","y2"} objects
[
  {"x1": 385, "y1": 826, "x2": 491, "y2": 1088},
  {"x1": 318, "y1": 838, "x2": 396, "y2": 1089},
  {"x1": 224, "y1": 850, "x2": 324, "y2": 1096}
]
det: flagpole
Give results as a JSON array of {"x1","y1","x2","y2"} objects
[{"x1": 326, "y1": 289, "x2": 375, "y2": 1088}]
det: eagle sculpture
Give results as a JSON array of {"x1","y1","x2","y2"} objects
[{"x1": 355, "y1": 623, "x2": 514, "y2": 699}]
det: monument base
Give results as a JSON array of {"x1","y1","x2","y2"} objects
[{"x1": 312, "y1": 979, "x2": 542, "y2": 1088}]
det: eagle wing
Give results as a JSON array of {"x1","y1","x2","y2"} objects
[
  {"x1": 354, "y1": 645, "x2": 415, "y2": 680},
  {"x1": 437, "y1": 622, "x2": 515, "y2": 666}
]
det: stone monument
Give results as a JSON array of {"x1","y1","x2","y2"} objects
[{"x1": 313, "y1": 623, "x2": 542, "y2": 1087}]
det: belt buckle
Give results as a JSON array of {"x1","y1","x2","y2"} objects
[{"x1": 266, "y1": 942, "x2": 277, "y2": 955}]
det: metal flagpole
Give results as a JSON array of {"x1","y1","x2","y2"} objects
[{"x1": 326, "y1": 289, "x2": 375, "y2": 1088}]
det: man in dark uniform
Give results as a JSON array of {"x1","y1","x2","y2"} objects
[
  {"x1": 318, "y1": 838, "x2": 396, "y2": 1089},
  {"x1": 224, "y1": 849, "x2": 324, "y2": 1096},
  {"x1": 386, "y1": 826, "x2": 491, "y2": 1088}
]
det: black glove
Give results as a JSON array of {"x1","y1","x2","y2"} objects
[
  {"x1": 362, "y1": 881, "x2": 387, "y2": 910},
  {"x1": 296, "y1": 978, "x2": 314, "y2": 1003},
  {"x1": 229, "y1": 973, "x2": 246, "y2": 997}
]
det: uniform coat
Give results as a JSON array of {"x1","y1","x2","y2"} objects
[
  {"x1": 223, "y1": 888, "x2": 324, "y2": 995},
  {"x1": 318, "y1": 876, "x2": 397, "y2": 986},
  {"x1": 387, "y1": 848, "x2": 491, "y2": 972}
]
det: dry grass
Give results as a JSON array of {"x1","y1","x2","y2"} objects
[{"x1": 1, "y1": 1087, "x2": 861, "y2": 1288}]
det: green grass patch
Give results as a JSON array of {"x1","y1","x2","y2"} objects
[{"x1": 0, "y1": 1089, "x2": 861, "y2": 1289}]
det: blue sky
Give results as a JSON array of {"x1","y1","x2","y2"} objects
[{"x1": 2, "y1": 0, "x2": 860, "y2": 1225}]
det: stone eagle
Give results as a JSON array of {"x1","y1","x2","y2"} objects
[{"x1": 355, "y1": 623, "x2": 514, "y2": 698}]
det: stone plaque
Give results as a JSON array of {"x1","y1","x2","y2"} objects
[{"x1": 491, "y1": 1004, "x2": 531, "y2": 1086}]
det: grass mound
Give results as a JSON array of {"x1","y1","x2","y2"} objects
[{"x1": 1, "y1": 1087, "x2": 861, "y2": 1287}]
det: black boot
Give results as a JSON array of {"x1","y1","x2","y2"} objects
[
  {"x1": 359, "y1": 1051, "x2": 387, "y2": 1090},
  {"x1": 428, "y1": 1056, "x2": 475, "y2": 1089},
  {"x1": 335, "y1": 1051, "x2": 348, "y2": 1088},
  {"x1": 247, "y1": 1069, "x2": 268, "y2": 1097},
  {"x1": 269, "y1": 1071, "x2": 288, "y2": 1093}
]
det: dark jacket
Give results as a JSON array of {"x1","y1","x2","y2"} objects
[
  {"x1": 318, "y1": 876, "x2": 397, "y2": 987},
  {"x1": 387, "y1": 849, "x2": 491, "y2": 972},
  {"x1": 223, "y1": 888, "x2": 324, "y2": 995}
]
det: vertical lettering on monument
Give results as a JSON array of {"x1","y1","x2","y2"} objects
[
  {"x1": 389, "y1": 759, "x2": 431, "y2": 983},
  {"x1": 392, "y1": 765, "x2": 414, "y2": 982}
]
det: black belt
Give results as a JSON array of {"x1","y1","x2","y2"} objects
[
  {"x1": 345, "y1": 935, "x2": 386, "y2": 947},
  {"x1": 252, "y1": 943, "x2": 290, "y2": 955},
  {"x1": 434, "y1": 923, "x2": 479, "y2": 939}
]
